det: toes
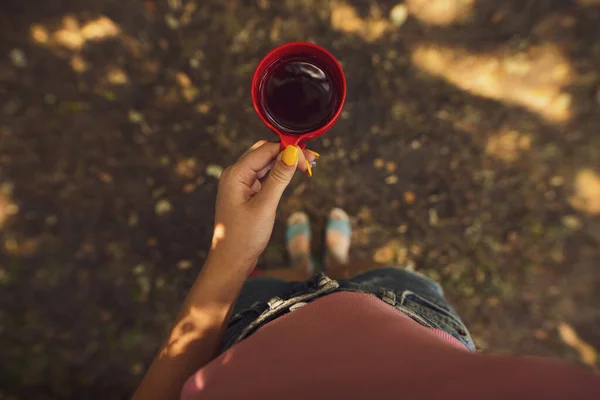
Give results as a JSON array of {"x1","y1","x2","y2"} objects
[
  {"x1": 288, "y1": 211, "x2": 308, "y2": 225},
  {"x1": 330, "y1": 207, "x2": 349, "y2": 221}
]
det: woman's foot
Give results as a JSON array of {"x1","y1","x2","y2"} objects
[
  {"x1": 325, "y1": 208, "x2": 351, "y2": 270},
  {"x1": 286, "y1": 211, "x2": 314, "y2": 275}
]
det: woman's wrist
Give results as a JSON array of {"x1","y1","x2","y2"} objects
[{"x1": 205, "y1": 247, "x2": 258, "y2": 276}]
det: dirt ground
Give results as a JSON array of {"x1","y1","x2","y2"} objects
[{"x1": 1, "y1": 0, "x2": 599, "y2": 398}]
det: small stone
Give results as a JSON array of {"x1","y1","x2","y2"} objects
[
  {"x1": 206, "y1": 164, "x2": 223, "y2": 179},
  {"x1": 561, "y1": 215, "x2": 582, "y2": 230},
  {"x1": 177, "y1": 260, "x2": 192, "y2": 270},
  {"x1": 385, "y1": 161, "x2": 397, "y2": 173},
  {"x1": 390, "y1": 4, "x2": 409, "y2": 27},
  {"x1": 373, "y1": 158, "x2": 385, "y2": 169},
  {"x1": 155, "y1": 199, "x2": 173, "y2": 216},
  {"x1": 10, "y1": 49, "x2": 27, "y2": 68},
  {"x1": 385, "y1": 175, "x2": 399, "y2": 184}
]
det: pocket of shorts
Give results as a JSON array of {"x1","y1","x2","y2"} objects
[{"x1": 399, "y1": 291, "x2": 470, "y2": 340}]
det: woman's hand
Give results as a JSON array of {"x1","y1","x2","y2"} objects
[{"x1": 209, "y1": 141, "x2": 317, "y2": 272}]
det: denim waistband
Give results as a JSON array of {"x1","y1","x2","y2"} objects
[{"x1": 221, "y1": 273, "x2": 476, "y2": 352}]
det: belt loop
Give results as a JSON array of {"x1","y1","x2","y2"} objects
[
  {"x1": 267, "y1": 297, "x2": 284, "y2": 310},
  {"x1": 382, "y1": 290, "x2": 396, "y2": 306},
  {"x1": 317, "y1": 273, "x2": 333, "y2": 288}
]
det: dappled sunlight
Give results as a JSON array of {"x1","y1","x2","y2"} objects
[
  {"x1": 485, "y1": 128, "x2": 532, "y2": 163},
  {"x1": 558, "y1": 323, "x2": 598, "y2": 367},
  {"x1": 0, "y1": 183, "x2": 18, "y2": 231},
  {"x1": 30, "y1": 15, "x2": 121, "y2": 51},
  {"x1": 161, "y1": 305, "x2": 218, "y2": 358},
  {"x1": 211, "y1": 223, "x2": 226, "y2": 250},
  {"x1": 569, "y1": 169, "x2": 600, "y2": 215},
  {"x1": 412, "y1": 43, "x2": 573, "y2": 122},
  {"x1": 406, "y1": 0, "x2": 475, "y2": 26},
  {"x1": 576, "y1": 0, "x2": 600, "y2": 7},
  {"x1": 330, "y1": 2, "x2": 391, "y2": 42},
  {"x1": 105, "y1": 66, "x2": 129, "y2": 85},
  {"x1": 70, "y1": 54, "x2": 88, "y2": 73}
]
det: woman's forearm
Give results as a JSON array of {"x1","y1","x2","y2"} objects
[{"x1": 133, "y1": 251, "x2": 255, "y2": 400}]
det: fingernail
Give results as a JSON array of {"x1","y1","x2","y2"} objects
[
  {"x1": 309, "y1": 161, "x2": 317, "y2": 167},
  {"x1": 282, "y1": 145, "x2": 299, "y2": 166},
  {"x1": 305, "y1": 160, "x2": 313, "y2": 177},
  {"x1": 306, "y1": 149, "x2": 320, "y2": 159}
]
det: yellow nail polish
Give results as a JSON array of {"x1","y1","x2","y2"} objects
[
  {"x1": 306, "y1": 149, "x2": 320, "y2": 159},
  {"x1": 282, "y1": 145, "x2": 299, "y2": 166},
  {"x1": 305, "y1": 160, "x2": 313, "y2": 177}
]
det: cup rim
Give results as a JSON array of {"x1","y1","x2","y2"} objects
[{"x1": 251, "y1": 42, "x2": 346, "y2": 146}]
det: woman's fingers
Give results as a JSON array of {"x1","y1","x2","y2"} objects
[
  {"x1": 233, "y1": 141, "x2": 319, "y2": 189},
  {"x1": 237, "y1": 140, "x2": 269, "y2": 161}
]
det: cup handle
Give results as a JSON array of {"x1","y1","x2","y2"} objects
[{"x1": 278, "y1": 133, "x2": 306, "y2": 150}]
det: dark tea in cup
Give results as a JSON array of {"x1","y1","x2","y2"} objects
[
  {"x1": 252, "y1": 42, "x2": 346, "y2": 149},
  {"x1": 261, "y1": 56, "x2": 341, "y2": 135}
]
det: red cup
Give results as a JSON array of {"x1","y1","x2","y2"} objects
[{"x1": 251, "y1": 42, "x2": 346, "y2": 150}]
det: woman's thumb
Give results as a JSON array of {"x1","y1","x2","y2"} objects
[{"x1": 253, "y1": 145, "x2": 299, "y2": 207}]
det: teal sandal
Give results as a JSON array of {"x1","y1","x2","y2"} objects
[
  {"x1": 325, "y1": 208, "x2": 352, "y2": 267},
  {"x1": 286, "y1": 212, "x2": 315, "y2": 273}
]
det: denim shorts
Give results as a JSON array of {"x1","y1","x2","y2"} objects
[{"x1": 221, "y1": 267, "x2": 475, "y2": 352}]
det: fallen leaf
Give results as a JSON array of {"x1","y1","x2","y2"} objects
[
  {"x1": 206, "y1": 165, "x2": 223, "y2": 179},
  {"x1": 155, "y1": 199, "x2": 173, "y2": 216},
  {"x1": 385, "y1": 175, "x2": 399, "y2": 184},
  {"x1": 10, "y1": 49, "x2": 27, "y2": 68},
  {"x1": 177, "y1": 260, "x2": 192, "y2": 270}
]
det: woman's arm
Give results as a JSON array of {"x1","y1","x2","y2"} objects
[
  {"x1": 131, "y1": 251, "x2": 253, "y2": 400},
  {"x1": 133, "y1": 142, "x2": 312, "y2": 399}
]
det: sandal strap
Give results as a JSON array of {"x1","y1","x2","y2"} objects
[
  {"x1": 285, "y1": 221, "x2": 311, "y2": 243},
  {"x1": 326, "y1": 218, "x2": 351, "y2": 238}
]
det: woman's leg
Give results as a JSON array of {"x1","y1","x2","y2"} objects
[
  {"x1": 323, "y1": 208, "x2": 388, "y2": 279},
  {"x1": 255, "y1": 212, "x2": 313, "y2": 282}
]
